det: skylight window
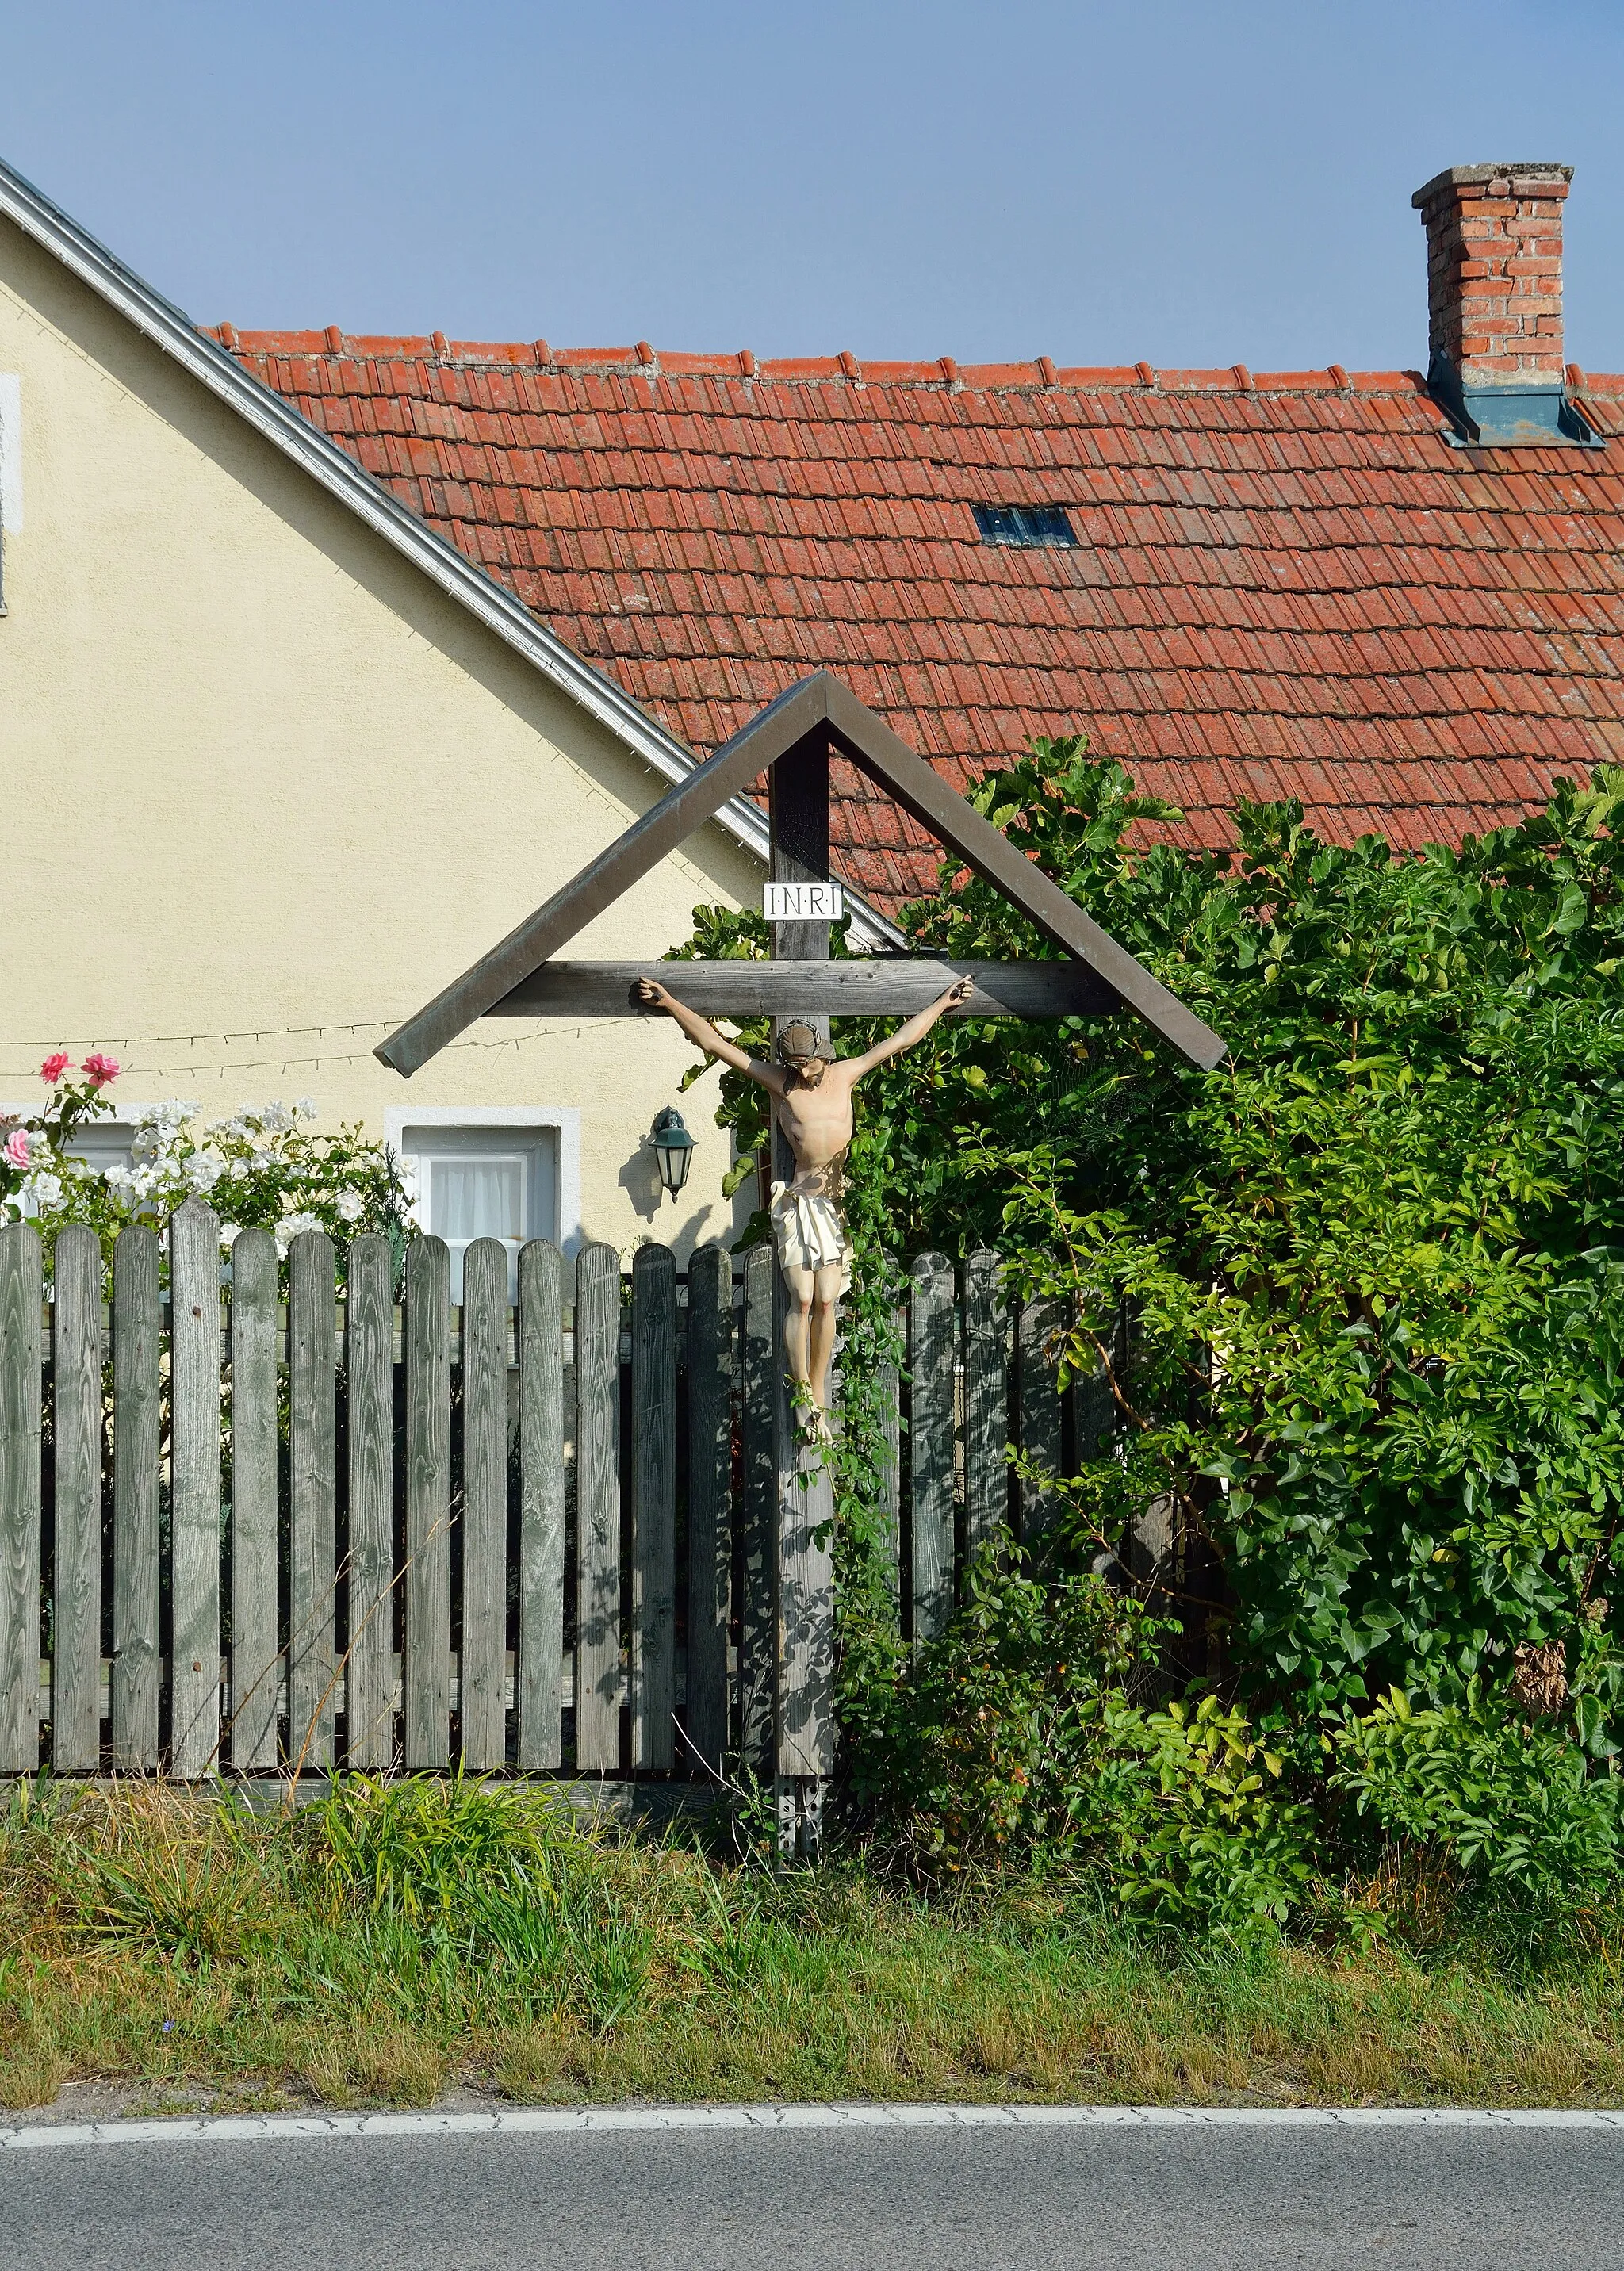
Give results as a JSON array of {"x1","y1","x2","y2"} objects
[{"x1": 973, "y1": 503, "x2": 1078, "y2": 548}]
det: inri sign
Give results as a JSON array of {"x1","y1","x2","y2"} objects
[{"x1": 764, "y1": 882, "x2": 845, "y2": 922}]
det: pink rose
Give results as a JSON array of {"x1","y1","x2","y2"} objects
[
  {"x1": 38, "y1": 1052, "x2": 71, "y2": 1084},
  {"x1": 2, "y1": 1129, "x2": 30, "y2": 1170},
  {"x1": 80, "y1": 1053, "x2": 120, "y2": 1088}
]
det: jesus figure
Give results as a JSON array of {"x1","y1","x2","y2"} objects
[{"x1": 633, "y1": 973, "x2": 975, "y2": 1417}]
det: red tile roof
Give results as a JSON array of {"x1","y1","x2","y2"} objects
[{"x1": 216, "y1": 327, "x2": 1624, "y2": 909}]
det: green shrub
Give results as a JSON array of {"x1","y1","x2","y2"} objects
[{"x1": 1330, "y1": 1686, "x2": 1624, "y2": 1901}]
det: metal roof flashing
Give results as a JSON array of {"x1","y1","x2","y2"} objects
[
  {"x1": 1426, "y1": 350, "x2": 1604, "y2": 450},
  {"x1": 0, "y1": 150, "x2": 903, "y2": 952}
]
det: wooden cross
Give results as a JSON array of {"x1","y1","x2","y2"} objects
[{"x1": 377, "y1": 673, "x2": 1224, "y2": 1838}]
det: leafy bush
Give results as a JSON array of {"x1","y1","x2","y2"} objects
[
  {"x1": 674, "y1": 738, "x2": 1624, "y2": 1920},
  {"x1": 1, "y1": 1052, "x2": 408, "y2": 1266},
  {"x1": 1330, "y1": 1686, "x2": 1624, "y2": 1900}
]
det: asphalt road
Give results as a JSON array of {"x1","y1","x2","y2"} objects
[{"x1": 5, "y1": 2116, "x2": 1624, "y2": 2271}]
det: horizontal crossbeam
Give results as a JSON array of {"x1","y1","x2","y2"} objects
[{"x1": 488, "y1": 959, "x2": 1120, "y2": 1020}]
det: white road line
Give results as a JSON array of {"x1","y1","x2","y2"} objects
[{"x1": 3, "y1": 2103, "x2": 1624, "y2": 2149}]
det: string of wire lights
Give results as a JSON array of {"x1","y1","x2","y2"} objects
[{"x1": 0, "y1": 1021, "x2": 635, "y2": 1085}]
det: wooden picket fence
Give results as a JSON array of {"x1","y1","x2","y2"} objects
[{"x1": 0, "y1": 1200, "x2": 1083, "y2": 1781}]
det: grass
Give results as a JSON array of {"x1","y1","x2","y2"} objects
[{"x1": 0, "y1": 1774, "x2": 1622, "y2": 2115}]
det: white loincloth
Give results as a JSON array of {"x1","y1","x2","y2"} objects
[{"x1": 769, "y1": 1178, "x2": 849, "y2": 1293}]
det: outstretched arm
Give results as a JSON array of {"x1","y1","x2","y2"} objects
[
  {"x1": 633, "y1": 978, "x2": 785, "y2": 1093},
  {"x1": 848, "y1": 975, "x2": 975, "y2": 1078}
]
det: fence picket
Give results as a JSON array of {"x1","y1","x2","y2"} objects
[
  {"x1": 878, "y1": 1300, "x2": 903, "y2": 1607},
  {"x1": 288, "y1": 1231, "x2": 337, "y2": 1771},
  {"x1": 461, "y1": 1237, "x2": 509, "y2": 1771},
  {"x1": 574, "y1": 1241, "x2": 622, "y2": 1771},
  {"x1": 963, "y1": 1249, "x2": 1009, "y2": 1555},
  {"x1": 631, "y1": 1244, "x2": 676, "y2": 1772},
  {"x1": 170, "y1": 1197, "x2": 221, "y2": 1779},
  {"x1": 516, "y1": 1239, "x2": 564, "y2": 1770},
  {"x1": 110, "y1": 1224, "x2": 159, "y2": 1769},
  {"x1": 909, "y1": 1252, "x2": 956, "y2": 1644},
  {"x1": 404, "y1": 1235, "x2": 451, "y2": 1771},
  {"x1": 0, "y1": 1224, "x2": 40, "y2": 1773},
  {"x1": 684, "y1": 1243, "x2": 730, "y2": 1776},
  {"x1": 345, "y1": 1233, "x2": 394, "y2": 1771},
  {"x1": 738, "y1": 1243, "x2": 776, "y2": 1777},
  {"x1": 228, "y1": 1229, "x2": 278, "y2": 1771},
  {"x1": 1017, "y1": 1296, "x2": 1064, "y2": 1541},
  {"x1": 51, "y1": 1225, "x2": 102, "y2": 1770}
]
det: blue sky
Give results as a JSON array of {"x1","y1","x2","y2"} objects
[{"x1": 0, "y1": 0, "x2": 1619, "y2": 372}]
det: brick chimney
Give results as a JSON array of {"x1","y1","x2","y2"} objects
[{"x1": 1411, "y1": 163, "x2": 1571, "y2": 389}]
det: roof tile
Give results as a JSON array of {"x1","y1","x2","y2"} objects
[{"x1": 226, "y1": 329, "x2": 1624, "y2": 902}]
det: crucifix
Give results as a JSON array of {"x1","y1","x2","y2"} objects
[{"x1": 375, "y1": 672, "x2": 1224, "y2": 1853}]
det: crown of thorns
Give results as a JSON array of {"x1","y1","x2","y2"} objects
[{"x1": 776, "y1": 1021, "x2": 825, "y2": 1063}]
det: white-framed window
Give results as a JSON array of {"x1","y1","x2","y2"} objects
[
  {"x1": 384, "y1": 1108, "x2": 582, "y2": 1301},
  {"x1": 64, "y1": 1119, "x2": 139, "y2": 1173}
]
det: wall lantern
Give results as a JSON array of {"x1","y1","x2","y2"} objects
[{"x1": 649, "y1": 1105, "x2": 695, "y2": 1201}]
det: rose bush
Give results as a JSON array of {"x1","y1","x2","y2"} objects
[{"x1": 1, "y1": 1053, "x2": 411, "y2": 1270}]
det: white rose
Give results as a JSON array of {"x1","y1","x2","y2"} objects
[
  {"x1": 336, "y1": 1189, "x2": 364, "y2": 1222},
  {"x1": 294, "y1": 1097, "x2": 319, "y2": 1120},
  {"x1": 274, "y1": 1208, "x2": 324, "y2": 1258},
  {"x1": 187, "y1": 1148, "x2": 226, "y2": 1193},
  {"x1": 261, "y1": 1102, "x2": 293, "y2": 1134}
]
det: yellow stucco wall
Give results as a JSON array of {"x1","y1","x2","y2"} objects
[{"x1": 0, "y1": 214, "x2": 760, "y2": 1262}]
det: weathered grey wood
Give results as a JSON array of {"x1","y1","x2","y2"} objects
[
  {"x1": 573, "y1": 1240, "x2": 622, "y2": 1771},
  {"x1": 0, "y1": 1224, "x2": 41, "y2": 1772},
  {"x1": 169, "y1": 1197, "x2": 221, "y2": 1779},
  {"x1": 909, "y1": 1252, "x2": 956, "y2": 1645},
  {"x1": 110, "y1": 1224, "x2": 159, "y2": 1769},
  {"x1": 768, "y1": 732, "x2": 837, "y2": 1808},
  {"x1": 774, "y1": 1312, "x2": 835, "y2": 1782},
  {"x1": 515, "y1": 1239, "x2": 565, "y2": 1770},
  {"x1": 630, "y1": 1244, "x2": 677, "y2": 1772},
  {"x1": 228, "y1": 1230, "x2": 279, "y2": 1772},
  {"x1": 877, "y1": 1302, "x2": 903, "y2": 1606},
  {"x1": 387, "y1": 670, "x2": 1226, "y2": 1074},
  {"x1": 379, "y1": 673, "x2": 834, "y2": 1074},
  {"x1": 404, "y1": 1235, "x2": 451, "y2": 1770},
  {"x1": 684, "y1": 1243, "x2": 731, "y2": 1776},
  {"x1": 822, "y1": 673, "x2": 1226, "y2": 1067},
  {"x1": 51, "y1": 1225, "x2": 103, "y2": 1771},
  {"x1": 963, "y1": 1249, "x2": 1010, "y2": 1557},
  {"x1": 344, "y1": 1233, "x2": 394, "y2": 1771},
  {"x1": 288, "y1": 1230, "x2": 337, "y2": 1771},
  {"x1": 737, "y1": 1243, "x2": 776, "y2": 1778},
  {"x1": 1018, "y1": 1296, "x2": 1065, "y2": 1543},
  {"x1": 495, "y1": 958, "x2": 1117, "y2": 1021},
  {"x1": 460, "y1": 1236, "x2": 508, "y2": 1770}
]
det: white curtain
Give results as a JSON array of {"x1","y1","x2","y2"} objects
[{"x1": 433, "y1": 1157, "x2": 524, "y2": 1243}]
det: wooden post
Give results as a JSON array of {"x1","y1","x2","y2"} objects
[
  {"x1": 684, "y1": 1243, "x2": 732, "y2": 1776},
  {"x1": 170, "y1": 1197, "x2": 221, "y2": 1779},
  {"x1": 110, "y1": 1225, "x2": 160, "y2": 1770},
  {"x1": 52, "y1": 1225, "x2": 103, "y2": 1771},
  {"x1": 909, "y1": 1252, "x2": 955, "y2": 1644},
  {"x1": 630, "y1": 1243, "x2": 677, "y2": 1771},
  {"x1": 515, "y1": 1238, "x2": 565, "y2": 1771},
  {"x1": 229, "y1": 1229, "x2": 280, "y2": 1772},
  {"x1": 768, "y1": 728, "x2": 837, "y2": 1854},
  {"x1": 461, "y1": 1236, "x2": 509, "y2": 1770},
  {"x1": 737, "y1": 1243, "x2": 776, "y2": 1779},
  {"x1": 0, "y1": 1223, "x2": 40, "y2": 1775},
  {"x1": 343, "y1": 1232, "x2": 395, "y2": 1771},
  {"x1": 404, "y1": 1235, "x2": 451, "y2": 1771},
  {"x1": 963, "y1": 1249, "x2": 1009, "y2": 1559},
  {"x1": 288, "y1": 1229, "x2": 337, "y2": 1771},
  {"x1": 574, "y1": 1240, "x2": 622, "y2": 1771}
]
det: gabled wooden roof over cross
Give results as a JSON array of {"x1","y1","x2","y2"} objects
[{"x1": 377, "y1": 672, "x2": 1225, "y2": 1076}]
